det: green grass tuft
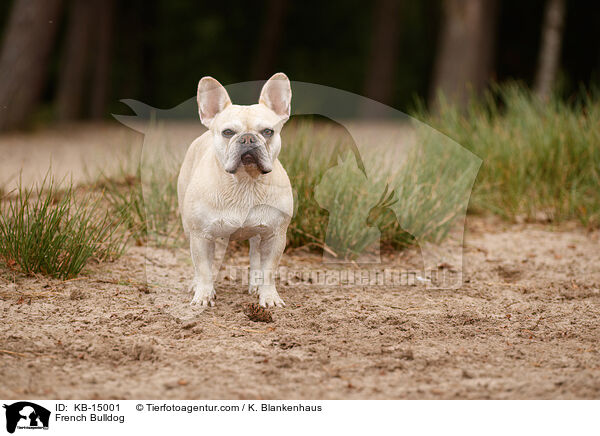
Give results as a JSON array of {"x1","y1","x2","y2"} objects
[
  {"x1": 101, "y1": 152, "x2": 183, "y2": 248},
  {"x1": 416, "y1": 83, "x2": 600, "y2": 227},
  {"x1": 0, "y1": 176, "x2": 126, "y2": 279}
]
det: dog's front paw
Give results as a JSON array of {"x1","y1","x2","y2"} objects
[
  {"x1": 190, "y1": 282, "x2": 216, "y2": 307},
  {"x1": 258, "y1": 285, "x2": 285, "y2": 308}
]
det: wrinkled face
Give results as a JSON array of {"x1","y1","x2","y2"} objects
[
  {"x1": 196, "y1": 73, "x2": 292, "y2": 176},
  {"x1": 210, "y1": 104, "x2": 284, "y2": 174}
]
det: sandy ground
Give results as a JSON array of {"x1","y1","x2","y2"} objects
[
  {"x1": 0, "y1": 123, "x2": 599, "y2": 399},
  {"x1": 0, "y1": 216, "x2": 599, "y2": 399}
]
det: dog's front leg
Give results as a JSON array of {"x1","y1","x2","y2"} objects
[
  {"x1": 248, "y1": 235, "x2": 261, "y2": 295},
  {"x1": 257, "y1": 230, "x2": 286, "y2": 307},
  {"x1": 189, "y1": 232, "x2": 216, "y2": 307}
]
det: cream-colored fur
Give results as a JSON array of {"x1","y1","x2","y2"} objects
[{"x1": 178, "y1": 73, "x2": 293, "y2": 308}]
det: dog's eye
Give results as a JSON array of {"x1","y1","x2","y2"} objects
[
  {"x1": 262, "y1": 128, "x2": 274, "y2": 137},
  {"x1": 222, "y1": 129, "x2": 235, "y2": 138}
]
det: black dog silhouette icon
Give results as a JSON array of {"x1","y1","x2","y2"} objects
[{"x1": 3, "y1": 402, "x2": 50, "y2": 434}]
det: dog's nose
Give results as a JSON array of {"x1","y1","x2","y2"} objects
[{"x1": 238, "y1": 133, "x2": 257, "y2": 145}]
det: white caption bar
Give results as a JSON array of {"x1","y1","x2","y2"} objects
[{"x1": 0, "y1": 400, "x2": 596, "y2": 436}]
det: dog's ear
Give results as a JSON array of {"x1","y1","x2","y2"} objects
[
  {"x1": 197, "y1": 77, "x2": 231, "y2": 128},
  {"x1": 259, "y1": 73, "x2": 291, "y2": 121}
]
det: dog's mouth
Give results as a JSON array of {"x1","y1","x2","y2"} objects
[
  {"x1": 239, "y1": 151, "x2": 271, "y2": 174},
  {"x1": 241, "y1": 151, "x2": 258, "y2": 166},
  {"x1": 225, "y1": 147, "x2": 272, "y2": 175}
]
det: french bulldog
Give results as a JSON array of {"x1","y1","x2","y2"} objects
[{"x1": 178, "y1": 73, "x2": 293, "y2": 308}]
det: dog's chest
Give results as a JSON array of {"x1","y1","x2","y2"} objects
[
  {"x1": 191, "y1": 182, "x2": 282, "y2": 239},
  {"x1": 201, "y1": 206, "x2": 280, "y2": 240}
]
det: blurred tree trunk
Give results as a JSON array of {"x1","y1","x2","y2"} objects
[
  {"x1": 363, "y1": 0, "x2": 402, "y2": 109},
  {"x1": 117, "y1": 1, "x2": 144, "y2": 100},
  {"x1": 534, "y1": 0, "x2": 566, "y2": 101},
  {"x1": 251, "y1": 0, "x2": 289, "y2": 79},
  {"x1": 90, "y1": 0, "x2": 114, "y2": 119},
  {"x1": 56, "y1": 0, "x2": 94, "y2": 121},
  {"x1": 0, "y1": 0, "x2": 63, "y2": 131},
  {"x1": 429, "y1": 0, "x2": 498, "y2": 111}
]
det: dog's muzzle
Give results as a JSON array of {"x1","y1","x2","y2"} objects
[{"x1": 229, "y1": 133, "x2": 272, "y2": 174}]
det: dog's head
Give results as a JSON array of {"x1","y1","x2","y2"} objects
[{"x1": 197, "y1": 73, "x2": 292, "y2": 175}]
